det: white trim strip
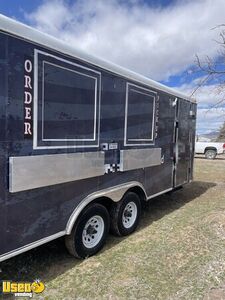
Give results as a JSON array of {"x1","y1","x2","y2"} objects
[
  {"x1": 129, "y1": 89, "x2": 154, "y2": 98},
  {"x1": 37, "y1": 49, "x2": 102, "y2": 76},
  {"x1": 0, "y1": 231, "x2": 65, "y2": 262},
  {"x1": 33, "y1": 49, "x2": 38, "y2": 149}
]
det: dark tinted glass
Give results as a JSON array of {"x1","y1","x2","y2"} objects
[
  {"x1": 43, "y1": 62, "x2": 96, "y2": 140},
  {"x1": 127, "y1": 87, "x2": 154, "y2": 141}
]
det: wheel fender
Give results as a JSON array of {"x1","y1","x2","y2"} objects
[{"x1": 65, "y1": 181, "x2": 147, "y2": 234}]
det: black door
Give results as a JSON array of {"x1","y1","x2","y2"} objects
[
  {"x1": 145, "y1": 93, "x2": 175, "y2": 197},
  {"x1": 175, "y1": 99, "x2": 192, "y2": 187}
]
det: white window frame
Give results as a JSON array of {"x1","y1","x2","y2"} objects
[
  {"x1": 33, "y1": 49, "x2": 101, "y2": 149},
  {"x1": 124, "y1": 82, "x2": 156, "y2": 146}
]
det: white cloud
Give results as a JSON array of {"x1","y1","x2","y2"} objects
[
  {"x1": 176, "y1": 79, "x2": 225, "y2": 133},
  {"x1": 196, "y1": 107, "x2": 225, "y2": 133},
  {"x1": 24, "y1": 0, "x2": 225, "y2": 133},
  {"x1": 25, "y1": 0, "x2": 225, "y2": 80},
  {"x1": 177, "y1": 79, "x2": 225, "y2": 107}
]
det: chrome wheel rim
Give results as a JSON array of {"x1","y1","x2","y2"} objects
[
  {"x1": 207, "y1": 151, "x2": 215, "y2": 159},
  {"x1": 82, "y1": 215, "x2": 104, "y2": 248},
  {"x1": 122, "y1": 201, "x2": 137, "y2": 229}
]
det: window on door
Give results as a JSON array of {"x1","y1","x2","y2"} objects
[{"x1": 125, "y1": 83, "x2": 156, "y2": 146}]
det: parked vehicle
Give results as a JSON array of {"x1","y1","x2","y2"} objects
[
  {"x1": 195, "y1": 142, "x2": 225, "y2": 159},
  {"x1": 0, "y1": 14, "x2": 196, "y2": 262}
]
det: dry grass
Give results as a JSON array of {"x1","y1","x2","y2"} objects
[{"x1": 1, "y1": 157, "x2": 225, "y2": 300}]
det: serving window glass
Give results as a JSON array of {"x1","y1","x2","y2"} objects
[{"x1": 34, "y1": 50, "x2": 101, "y2": 149}]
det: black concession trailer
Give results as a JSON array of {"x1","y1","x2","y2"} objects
[{"x1": 0, "y1": 15, "x2": 196, "y2": 261}]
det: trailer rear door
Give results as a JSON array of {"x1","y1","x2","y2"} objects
[{"x1": 174, "y1": 99, "x2": 194, "y2": 187}]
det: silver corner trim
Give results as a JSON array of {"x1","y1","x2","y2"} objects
[
  {"x1": 8, "y1": 157, "x2": 13, "y2": 193},
  {"x1": 175, "y1": 181, "x2": 188, "y2": 188},
  {"x1": 9, "y1": 151, "x2": 105, "y2": 193},
  {"x1": 66, "y1": 181, "x2": 147, "y2": 234},
  {"x1": 147, "y1": 188, "x2": 173, "y2": 200},
  {"x1": 0, "y1": 231, "x2": 65, "y2": 262}
]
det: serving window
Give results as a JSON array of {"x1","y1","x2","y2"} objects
[
  {"x1": 124, "y1": 83, "x2": 156, "y2": 146},
  {"x1": 34, "y1": 50, "x2": 101, "y2": 149}
]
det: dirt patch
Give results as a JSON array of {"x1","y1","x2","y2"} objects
[{"x1": 203, "y1": 282, "x2": 225, "y2": 300}]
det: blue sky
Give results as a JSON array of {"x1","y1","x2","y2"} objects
[
  {"x1": 0, "y1": 0, "x2": 175, "y2": 14},
  {"x1": 0, "y1": 0, "x2": 225, "y2": 134},
  {"x1": 0, "y1": 1, "x2": 39, "y2": 19}
]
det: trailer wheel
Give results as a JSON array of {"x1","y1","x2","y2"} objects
[
  {"x1": 205, "y1": 149, "x2": 217, "y2": 159},
  {"x1": 110, "y1": 192, "x2": 141, "y2": 236},
  {"x1": 65, "y1": 203, "x2": 110, "y2": 258}
]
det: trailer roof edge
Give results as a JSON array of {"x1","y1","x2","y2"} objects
[{"x1": 0, "y1": 14, "x2": 196, "y2": 103}]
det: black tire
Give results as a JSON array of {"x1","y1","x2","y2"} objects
[
  {"x1": 65, "y1": 203, "x2": 110, "y2": 259},
  {"x1": 205, "y1": 149, "x2": 217, "y2": 159},
  {"x1": 110, "y1": 192, "x2": 141, "y2": 236}
]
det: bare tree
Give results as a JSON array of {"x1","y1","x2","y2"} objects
[
  {"x1": 216, "y1": 121, "x2": 225, "y2": 141},
  {"x1": 193, "y1": 24, "x2": 225, "y2": 92},
  {"x1": 193, "y1": 25, "x2": 225, "y2": 106},
  {"x1": 192, "y1": 25, "x2": 225, "y2": 138}
]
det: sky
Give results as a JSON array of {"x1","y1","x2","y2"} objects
[{"x1": 0, "y1": 0, "x2": 225, "y2": 134}]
